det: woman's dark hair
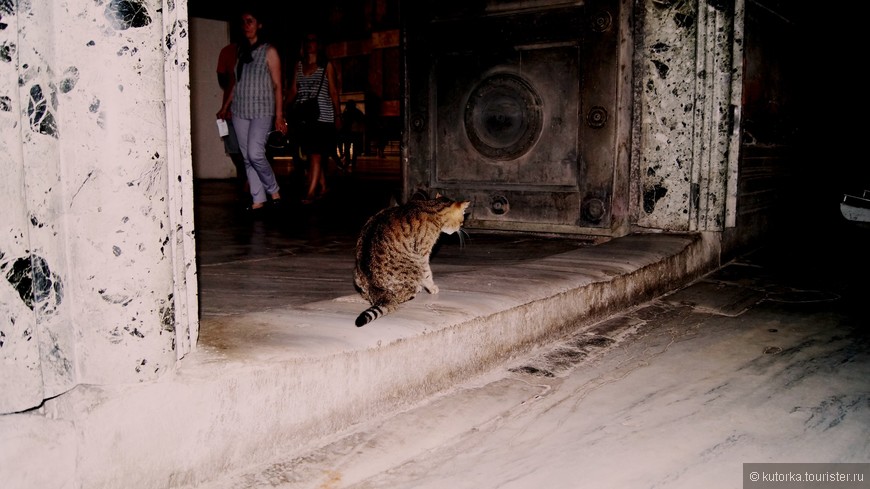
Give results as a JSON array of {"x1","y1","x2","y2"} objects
[
  {"x1": 235, "y1": 7, "x2": 269, "y2": 78},
  {"x1": 300, "y1": 32, "x2": 329, "y2": 68}
]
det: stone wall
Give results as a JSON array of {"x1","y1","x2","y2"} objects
[{"x1": 0, "y1": 0, "x2": 196, "y2": 414}]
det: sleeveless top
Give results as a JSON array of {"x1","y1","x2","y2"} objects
[
  {"x1": 232, "y1": 43, "x2": 274, "y2": 119},
  {"x1": 295, "y1": 62, "x2": 334, "y2": 124}
]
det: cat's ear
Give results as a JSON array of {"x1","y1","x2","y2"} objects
[
  {"x1": 410, "y1": 188, "x2": 429, "y2": 201},
  {"x1": 457, "y1": 201, "x2": 471, "y2": 212}
]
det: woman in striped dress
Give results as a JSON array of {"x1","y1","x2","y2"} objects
[{"x1": 286, "y1": 32, "x2": 341, "y2": 204}]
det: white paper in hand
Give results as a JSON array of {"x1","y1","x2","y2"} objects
[{"x1": 216, "y1": 119, "x2": 229, "y2": 137}]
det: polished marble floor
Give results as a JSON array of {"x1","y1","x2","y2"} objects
[{"x1": 193, "y1": 157, "x2": 601, "y2": 319}]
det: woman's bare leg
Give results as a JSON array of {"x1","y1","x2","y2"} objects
[{"x1": 305, "y1": 153, "x2": 322, "y2": 201}]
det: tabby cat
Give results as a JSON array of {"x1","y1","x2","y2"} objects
[{"x1": 353, "y1": 196, "x2": 471, "y2": 326}]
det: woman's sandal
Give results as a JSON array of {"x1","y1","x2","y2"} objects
[{"x1": 244, "y1": 204, "x2": 267, "y2": 216}]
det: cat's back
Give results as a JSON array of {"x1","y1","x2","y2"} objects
[
  {"x1": 357, "y1": 198, "x2": 461, "y2": 264},
  {"x1": 356, "y1": 200, "x2": 431, "y2": 256},
  {"x1": 363, "y1": 197, "x2": 442, "y2": 231}
]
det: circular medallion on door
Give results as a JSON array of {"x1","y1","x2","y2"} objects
[{"x1": 464, "y1": 73, "x2": 543, "y2": 161}]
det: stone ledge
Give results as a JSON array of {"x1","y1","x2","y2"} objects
[{"x1": 2, "y1": 232, "x2": 722, "y2": 489}]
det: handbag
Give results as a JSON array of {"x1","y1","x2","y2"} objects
[{"x1": 289, "y1": 66, "x2": 326, "y2": 127}]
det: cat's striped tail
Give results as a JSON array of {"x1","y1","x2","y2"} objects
[{"x1": 355, "y1": 304, "x2": 396, "y2": 327}]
